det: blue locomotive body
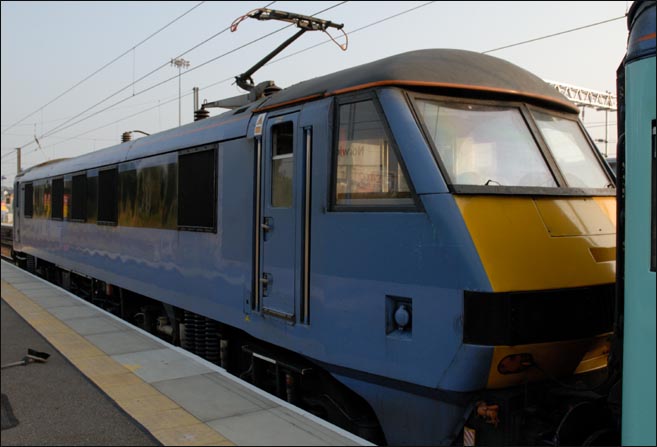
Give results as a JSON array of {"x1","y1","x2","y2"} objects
[{"x1": 13, "y1": 49, "x2": 618, "y2": 445}]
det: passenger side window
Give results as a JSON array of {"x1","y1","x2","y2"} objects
[
  {"x1": 51, "y1": 178, "x2": 64, "y2": 220},
  {"x1": 334, "y1": 99, "x2": 413, "y2": 207},
  {"x1": 98, "y1": 167, "x2": 118, "y2": 225},
  {"x1": 178, "y1": 145, "x2": 216, "y2": 232},
  {"x1": 24, "y1": 183, "x2": 33, "y2": 218},
  {"x1": 32, "y1": 180, "x2": 50, "y2": 218},
  {"x1": 86, "y1": 171, "x2": 98, "y2": 224},
  {"x1": 118, "y1": 153, "x2": 178, "y2": 230},
  {"x1": 71, "y1": 173, "x2": 87, "y2": 221},
  {"x1": 63, "y1": 176, "x2": 72, "y2": 219}
]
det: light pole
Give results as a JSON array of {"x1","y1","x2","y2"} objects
[{"x1": 170, "y1": 57, "x2": 190, "y2": 126}]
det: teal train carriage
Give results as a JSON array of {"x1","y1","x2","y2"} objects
[{"x1": 616, "y1": 1, "x2": 656, "y2": 445}]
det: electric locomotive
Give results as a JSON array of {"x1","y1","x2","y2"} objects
[{"x1": 12, "y1": 45, "x2": 617, "y2": 445}]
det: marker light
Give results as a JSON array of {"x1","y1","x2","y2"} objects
[{"x1": 497, "y1": 353, "x2": 534, "y2": 374}]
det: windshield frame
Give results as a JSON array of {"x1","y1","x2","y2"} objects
[{"x1": 407, "y1": 91, "x2": 615, "y2": 196}]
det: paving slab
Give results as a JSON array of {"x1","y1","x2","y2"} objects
[{"x1": 2, "y1": 260, "x2": 373, "y2": 446}]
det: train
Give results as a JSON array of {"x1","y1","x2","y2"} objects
[
  {"x1": 10, "y1": 17, "x2": 620, "y2": 446},
  {"x1": 616, "y1": 1, "x2": 656, "y2": 445}
]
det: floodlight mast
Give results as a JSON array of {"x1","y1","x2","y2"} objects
[{"x1": 234, "y1": 8, "x2": 344, "y2": 92}]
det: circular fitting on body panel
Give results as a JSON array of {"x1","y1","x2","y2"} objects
[{"x1": 394, "y1": 304, "x2": 411, "y2": 330}]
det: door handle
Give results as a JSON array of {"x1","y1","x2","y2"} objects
[
  {"x1": 262, "y1": 217, "x2": 273, "y2": 241},
  {"x1": 260, "y1": 272, "x2": 272, "y2": 297}
]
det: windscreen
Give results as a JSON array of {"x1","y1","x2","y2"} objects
[
  {"x1": 416, "y1": 100, "x2": 557, "y2": 187},
  {"x1": 531, "y1": 110, "x2": 612, "y2": 189}
]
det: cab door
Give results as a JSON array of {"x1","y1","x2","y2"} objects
[{"x1": 259, "y1": 112, "x2": 302, "y2": 321}]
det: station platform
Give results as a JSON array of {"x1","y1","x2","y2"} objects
[{"x1": 1, "y1": 260, "x2": 373, "y2": 446}]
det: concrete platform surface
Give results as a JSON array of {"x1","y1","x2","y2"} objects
[{"x1": 1, "y1": 260, "x2": 373, "y2": 446}]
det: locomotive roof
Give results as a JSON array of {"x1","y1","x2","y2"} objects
[
  {"x1": 17, "y1": 49, "x2": 577, "y2": 182},
  {"x1": 16, "y1": 102, "x2": 257, "y2": 182},
  {"x1": 257, "y1": 48, "x2": 578, "y2": 113}
]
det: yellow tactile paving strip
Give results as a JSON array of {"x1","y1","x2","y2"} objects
[{"x1": 1, "y1": 279, "x2": 235, "y2": 446}]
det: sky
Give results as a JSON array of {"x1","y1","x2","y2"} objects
[{"x1": 1, "y1": 1, "x2": 631, "y2": 186}]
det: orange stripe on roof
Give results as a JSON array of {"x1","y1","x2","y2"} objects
[
  {"x1": 254, "y1": 80, "x2": 579, "y2": 114},
  {"x1": 329, "y1": 80, "x2": 579, "y2": 112},
  {"x1": 253, "y1": 93, "x2": 325, "y2": 113},
  {"x1": 636, "y1": 32, "x2": 656, "y2": 42}
]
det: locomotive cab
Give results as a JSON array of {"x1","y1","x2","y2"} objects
[
  {"x1": 258, "y1": 49, "x2": 617, "y2": 444},
  {"x1": 374, "y1": 85, "x2": 616, "y2": 445},
  {"x1": 249, "y1": 46, "x2": 617, "y2": 440}
]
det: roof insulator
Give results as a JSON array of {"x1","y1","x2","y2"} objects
[{"x1": 194, "y1": 107, "x2": 210, "y2": 121}]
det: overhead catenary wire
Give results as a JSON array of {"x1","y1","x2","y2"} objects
[
  {"x1": 7, "y1": 4, "x2": 623, "y2": 173},
  {"x1": 483, "y1": 15, "x2": 626, "y2": 54},
  {"x1": 17, "y1": 1, "x2": 344, "y2": 151},
  {"x1": 3, "y1": 132, "x2": 117, "y2": 142},
  {"x1": 15, "y1": 4, "x2": 621, "y2": 162},
  {"x1": 12, "y1": 2, "x2": 346, "y2": 160},
  {"x1": 2, "y1": 97, "x2": 185, "y2": 145},
  {"x1": 13, "y1": 1, "x2": 281, "y2": 152},
  {"x1": 1, "y1": 1, "x2": 206, "y2": 136}
]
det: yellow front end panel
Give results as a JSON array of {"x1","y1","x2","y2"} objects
[
  {"x1": 486, "y1": 334, "x2": 611, "y2": 389},
  {"x1": 454, "y1": 196, "x2": 616, "y2": 292}
]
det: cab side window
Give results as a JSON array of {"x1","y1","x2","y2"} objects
[{"x1": 333, "y1": 99, "x2": 414, "y2": 208}]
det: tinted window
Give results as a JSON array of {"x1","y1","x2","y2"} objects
[
  {"x1": 98, "y1": 168, "x2": 118, "y2": 224},
  {"x1": 51, "y1": 178, "x2": 64, "y2": 220},
  {"x1": 24, "y1": 183, "x2": 33, "y2": 218},
  {"x1": 119, "y1": 153, "x2": 178, "y2": 229},
  {"x1": 178, "y1": 146, "x2": 216, "y2": 231},
  {"x1": 33, "y1": 180, "x2": 50, "y2": 218},
  {"x1": 71, "y1": 174, "x2": 87, "y2": 221},
  {"x1": 63, "y1": 176, "x2": 72, "y2": 219},
  {"x1": 87, "y1": 171, "x2": 98, "y2": 223}
]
